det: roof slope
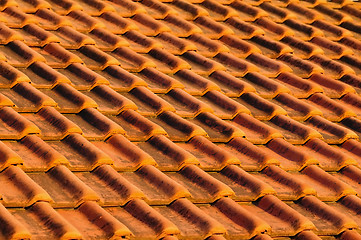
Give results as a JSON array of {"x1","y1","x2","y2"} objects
[{"x1": 0, "y1": 0, "x2": 361, "y2": 239}]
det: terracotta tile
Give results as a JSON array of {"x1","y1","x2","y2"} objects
[
  {"x1": 161, "y1": 14, "x2": 203, "y2": 37},
  {"x1": 122, "y1": 86, "x2": 175, "y2": 116},
  {"x1": 11, "y1": 201, "x2": 81, "y2": 239},
  {"x1": 225, "y1": 17, "x2": 264, "y2": 39},
  {"x1": 155, "y1": 32, "x2": 196, "y2": 55},
  {"x1": 310, "y1": 37, "x2": 353, "y2": 59},
  {"x1": 0, "y1": 165, "x2": 52, "y2": 207},
  {"x1": 48, "y1": 133, "x2": 113, "y2": 171},
  {"x1": 106, "y1": 0, "x2": 146, "y2": 18},
  {"x1": 74, "y1": 0, "x2": 116, "y2": 16},
  {"x1": 95, "y1": 65, "x2": 147, "y2": 92},
  {"x1": 134, "y1": 68, "x2": 183, "y2": 93},
  {"x1": 335, "y1": 165, "x2": 361, "y2": 196},
  {"x1": 254, "y1": 17, "x2": 294, "y2": 40},
  {"x1": 259, "y1": 2, "x2": 296, "y2": 23},
  {"x1": 190, "y1": 112, "x2": 245, "y2": 142},
  {"x1": 341, "y1": 139, "x2": 361, "y2": 166},
  {"x1": 177, "y1": 136, "x2": 240, "y2": 170},
  {"x1": 286, "y1": 3, "x2": 322, "y2": 24},
  {"x1": 0, "y1": 61, "x2": 30, "y2": 88},
  {"x1": 274, "y1": 72, "x2": 323, "y2": 98},
  {"x1": 303, "y1": 138, "x2": 357, "y2": 171},
  {"x1": 219, "y1": 34, "x2": 261, "y2": 58},
  {"x1": 0, "y1": 107, "x2": 40, "y2": 139},
  {"x1": 21, "y1": 106, "x2": 82, "y2": 140},
  {"x1": 0, "y1": 82, "x2": 56, "y2": 112},
  {"x1": 111, "y1": 199, "x2": 180, "y2": 238},
  {"x1": 110, "y1": 46, "x2": 156, "y2": 72},
  {"x1": 249, "y1": 195, "x2": 315, "y2": 237},
  {"x1": 218, "y1": 165, "x2": 275, "y2": 201},
  {"x1": 52, "y1": 26, "x2": 95, "y2": 49},
  {"x1": 34, "y1": 8, "x2": 72, "y2": 30},
  {"x1": 167, "y1": 0, "x2": 208, "y2": 21},
  {"x1": 292, "y1": 196, "x2": 357, "y2": 235},
  {"x1": 141, "y1": 0, "x2": 177, "y2": 19},
  {"x1": 199, "y1": 0, "x2": 238, "y2": 21},
  {"x1": 40, "y1": 83, "x2": 98, "y2": 113},
  {"x1": 283, "y1": 19, "x2": 324, "y2": 40},
  {"x1": 161, "y1": 88, "x2": 213, "y2": 118},
  {"x1": 201, "y1": 198, "x2": 271, "y2": 239},
  {"x1": 208, "y1": 71, "x2": 256, "y2": 97},
  {"x1": 194, "y1": 16, "x2": 234, "y2": 39},
  {"x1": 0, "y1": 23, "x2": 23, "y2": 45},
  {"x1": 75, "y1": 164, "x2": 145, "y2": 206},
  {"x1": 40, "y1": 43, "x2": 83, "y2": 68},
  {"x1": 338, "y1": 195, "x2": 361, "y2": 231},
  {"x1": 96, "y1": 12, "x2": 138, "y2": 34},
  {"x1": 83, "y1": 85, "x2": 137, "y2": 114},
  {"x1": 309, "y1": 54, "x2": 355, "y2": 79},
  {"x1": 221, "y1": 137, "x2": 279, "y2": 171},
  {"x1": 182, "y1": 51, "x2": 226, "y2": 76},
  {"x1": 246, "y1": 53, "x2": 292, "y2": 77},
  {"x1": 6, "y1": 135, "x2": 68, "y2": 171},
  {"x1": 19, "y1": 62, "x2": 70, "y2": 89},
  {"x1": 66, "y1": 10, "x2": 105, "y2": 32},
  {"x1": 235, "y1": 92, "x2": 287, "y2": 120},
  {"x1": 313, "y1": 20, "x2": 352, "y2": 41},
  {"x1": 308, "y1": 73, "x2": 355, "y2": 98},
  {"x1": 149, "y1": 111, "x2": 207, "y2": 141},
  {"x1": 0, "y1": 140, "x2": 22, "y2": 171},
  {"x1": 231, "y1": 113, "x2": 283, "y2": 144},
  {"x1": 200, "y1": 90, "x2": 250, "y2": 119},
  {"x1": 306, "y1": 115, "x2": 358, "y2": 144},
  {"x1": 294, "y1": 231, "x2": 322, "y2": 240},
  {"x1": 16, "y1": 23, "x2": 59, "y2": 47},
  {"x1": 121, "y1": 165, "x2": 191, "y2": 204},
  {"x1": 131, "y1": 13, "x2": 171, "y2": 36},
  {"x1": 229, "y1": 0, "x2": 268, "y2": 22},
  {"x1": 340, "y1": 230, "x2": 361, "y2": 240},
  {"x1": 95, "y1": 134, "x2": 157, "y2": 170},
  {"x1": 166, "y1": 198, "x2": 226, "y2": 238},
  {"x1": 0, "y1": 6, "x2": 38, "y2": 28},
  {"x1": 89, "y1": 27, "x2": 129, "y2": 51},
  {"x1": 44, "y1": 0, "x2": 83, "y2": 15},
  {"x1": 0, "y1": 40, "x2": 45, "y2": 67},
  {"x1": 306, "y1": 93, "x2": 356, "y2": 122},
  {"x1": 146, "y1": 48, "x2": 191, "y2": 74},
  {"x1": 0, "y1": 0, "x2": 17, "y2": 11},
  {"x1": 58, "y1": 201, "x2": 132, "y2": 238},
  {"x1": 338, "y1": 55, "x2": 361, "y2": 76},
  {"x1": 260, "y1": 165, "x2": 316, "y2": 200},
  {"x1": 187, "y1": 33, "x2": 229, "y2": 58},
  {"x1": 272, "y1": 93, "x2": 322, "y2": 121},
  {"x1": 57, "y1": 63, "x2": 108, "y2": 90},
  {"x1": 266, "y1": 115, "x2": 323, "y2": 144},
  {"x1": 174, "y1": 69, "x2": 221, "y2": 95},
  {"x1": 315, "y1": 4, "x2": 351, "y2": 25},
  {"x1": 252, "y1": 234, "x2": 274, "y2": 240},
  {"x1": 281, "y1": 36, "x2": 324, "y2": 59},
  {"x1": 278, "y1": 53, "x2": 324, "y2": 78},
  {"x1": 70, "y1": 45, "x2": 120, "y2": 70},
  {"x1": 266, "y1": 138, "x2": 318, "y2": 170},
  {"x1": 249, "y1": 35, "x2": 292, "y2": 58},
  {"x1": 339, "y1": 74, "x2": 361, "y2": 95},
  {"x1": 29, "y1": 165, "x2": 100, "y2": 207}
]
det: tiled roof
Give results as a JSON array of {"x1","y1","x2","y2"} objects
[{"x1": 1, "y1": 0, "x2": 361, "y2": 239}]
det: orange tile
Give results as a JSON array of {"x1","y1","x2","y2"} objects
[
  {"x1": 156, "y1": 32, "x2": 196, "y2": 55},
  {"x1": 89, "y1": 27, "x2": 129, "y2": 51},
  {"x1": 53, "y1": 26, "x2": 96, "y2": 49}
]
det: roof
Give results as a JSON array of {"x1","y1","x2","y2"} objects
[{"x1": 0, "y1": 0, "x2": 361, "y2": 239}]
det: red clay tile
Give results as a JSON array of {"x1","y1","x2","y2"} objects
[
  {"x1": 340, "y1": 230, "x2": 361, "y2": 240},
  {"x1": 310, "y1": 37, "x2": 353, "y2": 59},
  {"x1": 313, "y1": 19, "x2": 352, "y2": 41},
  {"x1": 161, "y1": 14, "x2": 202, "y2": 37},
  {"x1": 53, "y1": 26, "x2": 95, "y2": 49},
  {"x1": 66, "y1": 10, "x2": 105, "y2": 32},
  {"x1": 278, "y1": 53, "x2": 324, "y2": 78},
  {"x1": 309, "y1": 54, "x2": 355, "y2": 79},
  {"x1": 89, "y1": 27, "x2": 129, "y2": 51},
  {"x1": 283, "y1": 19, "x2": 324, "y2": 40},
  {"x1": 7, "y1": 135, "x2": 68, "y2": 171},
  {"x1": 0, "y1": 61, "x2": 30, "y2": 88},
  {"x1": 96, "y1": 12, "x2": 138, "y2": 34},
  {"x1": 131, "y1": 13, "x2": 171, "y2": 36},
  {"x1": 168, "y1": 0, "x2": 208, "y2": 20},
  {"x1": 0, "y1": 23, "x2": 23, "y2": 45},
  {"x1": 246, "y1": 52, "x2": 292, "y2": 77},
  {"x1": 225, "y1": 17, "x2": 264, "y2": 39},
  {"x1": 286, "y1": 3, "x2": 322, "y2": 24},
  {"x1": 308, "y1": 73, "x2": 355, "y2": 98},
  {"x1": 168, "y1": 198, "x2": 226, "y2": 238},
  {"x1": 156, "y1": 32, "x2": 196, "y2": 55},
  {"x1": 281, "y1": 36, "x2": 324, "y2": 59},
  {"x1": 1, "y1": 6, "x2": 38, "y2": 28},
  {"x1": 106, "y1": 0, "x2": 146, "y2": 17},
  {"x1": 22, "y1": 106, "x2": 82, "y2": 140},
  {"x1": 35, "y1": 8, "x2": 72, "y2": 30},
  {"x1": 45, "y1": 0, "x2": 83, "y2": 15},
  {"x1": 0, "y1": 140, "x2": 22, "y2": 171},
  {"x1": 315, "y1": 4, "x2": 351, "y2": 25},
  {"x1": 96, "y1": 65, "x2": 147, "y2": 92},
  {"x1": 294, "y1": 196, "x2": 357, "y2": 235},
  {"x1": 40, "y1": 43, "x2": 83, "y2": 68},
  {"x1": 229, "y1": 0, "x2": 268, "y2": 22},
  {"x1": 219, "y1": 34, "x2": 261, "y2": 58},
  {"x1": 195, "y1": 16, "x2": 234, "y2": 39},
  {"x1": 58, "y1": 201, "x2": 132, "y2": 238},
  {"x1": 232, "y1": 113, "x2": 283, "y2": 144},
  {"x1": 40, "y1": 83, "x2": 98, "y2": 113},
  {"x1": 96, "y1": 133, "x2": 156, "y2": 170},
  {"x1": 259, "y1": 2, "x2": 295, "y2": 23},
  {"x1": 141, "y1": 0, "x2": 177, "y2": 19},
  {"x1": 29, "y1": 165, "x2": 100, "y2": 207},
  {"x1": 0, "y1": 165, "x2": 52, "y2": 207},
  {"x1": 215, "y1": 52, "x2": 259, "y2": 77},
  {"x1": 146, "y1": 48, "x2": 191, "y2": 74},
  {"x1": 18, "y1": 23, "x2": 59, "y2": 47},
  {"x1": 110, "y1": 46, "x2": 156, "y2": 72},
  {"x1": 254, "y1": 17, "x2": 293, "y2": 40},
  {"x1": 122, "y1": 29, "x2": 162, "y2": 53},
  {"x1": 294, "y1": 231, "x2": 322, "y2": 240},
  {"x1": 187, "y1": 33, "x2": 229, "y2": 58},
  {"x1": 174, "y1": 69, "x2": 221, "y2": 95},
  {"x1": 178, "y1": 135, "x2": 240, "y2": 170},
  {"x1": 120, "y1": 165, "x2": 191, "y2": 204},
  {"x1": 74, "y1": 0, "x2": 116, "y2": 16},
  {"x1": 199, "y1": 0, "x2": 238, "y2": 21},
  {"x1": 249, "y1": 35, "x2": 292, "y2": 58},
  {"x1": 181, "y1": 51, "x2": 226, "y2": 76}
]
